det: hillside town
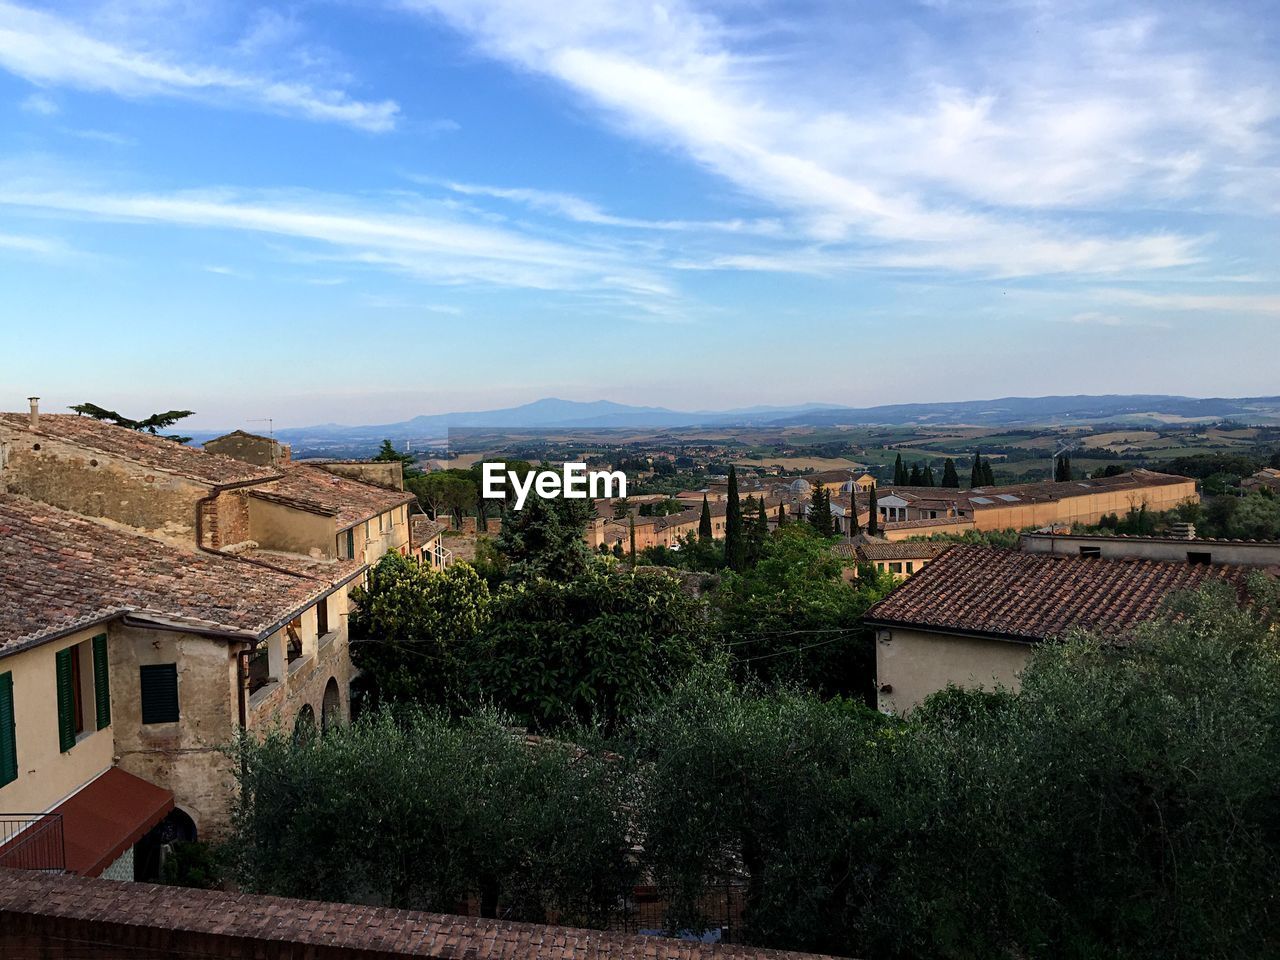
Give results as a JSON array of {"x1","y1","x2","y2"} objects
[{"x1": 3, "y1": 393, "x2": 1280, "y2": 957}]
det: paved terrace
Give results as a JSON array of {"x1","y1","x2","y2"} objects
[{"x1": 0, "y1": 868, "x2": 842, "y2": 960}]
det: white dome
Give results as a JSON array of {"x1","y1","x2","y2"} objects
[{"x1": 789, "y1": 478, "x2": 812, "y2": 495}]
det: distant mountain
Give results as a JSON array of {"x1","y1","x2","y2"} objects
[{"x1": 187, "y1": 394, "x2": 1280, "y2": 447}]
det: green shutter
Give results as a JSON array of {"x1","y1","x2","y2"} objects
[
  {"x1": 55, "y1": 648, "x2": 76, "y2": 753},
  {"x1": 139, "y1": 664, "x2": 180, "y2": 724},
  {"x1": 92, "y1": 634, "x2": 111, "y2": 730},
  {"x1": 0, "y1": 672, "x2": 16, "y2": 787}
]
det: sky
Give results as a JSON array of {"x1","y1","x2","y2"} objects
[{"x1": 0, "y1": 0, "x2": 1277, "y2": 429}]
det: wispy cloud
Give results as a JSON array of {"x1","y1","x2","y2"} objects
[
  {"x1": 0, "y1": 231, "x2": 71, "y2": 257},
  {"x1": 399, "y1": 0, "x2": 1274, "y2": 277},
  {"x1": 19, "y1": 90, "x2": 57, "y2": 114},
  {"x1": 0, "y1": 1, "x2": 399, "y2": 131},
  {"x1": 1055, "y1": 311, "x2": 1170, "y2": 329},
  {"x1": 0, "y1": 183, "x2": 679, "y2": 309},
  {"x1": 1097, "y1": 289, "x2": 1280, "y2": 315}
]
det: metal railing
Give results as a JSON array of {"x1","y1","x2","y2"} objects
[{"x1": 0, "y1": 814, "x2": 66, "y2": 872}]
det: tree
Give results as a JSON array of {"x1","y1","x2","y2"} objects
[
  {"x1": 373, "y1": 439, "x2": 419, "y2": 476},
  {"x1": 407, "y1": 471, "x2": 474, "y2": 524},
  {"x1": 724, "y1": 465, "x2": 746, "y2": 572},
  {"x1": 848, "y1": 489, "x2": 861, "y2": 535},
  {"x1": 970, "y1": 452, "x2": 984, "y2": 488},
  {"x1": 494, "y1": 494, "x2": 595, "y2": 583},
  {"x1": 748, "y1": 498, "x2": 769, "y2": 564},
  {"x1": 807, "y1": 486, "x2": 834, "y2": 538},
  {"x1": 698, "y1": 494, "x2": 713, "y2": 541},
  {"x1": 474, "y1": 569, "x2": 714, "y2": 732},
  {"x1": 867, "y1": 483, "x2": 879, "y2": 535},
  {"x1": 907, "y1": 463, "x2": 920, "y2": 485},
  {"x1": 893, "y1": 453, "x2": 908, "y2": 486},
  {"x1": 1226, "y1": 492, "x2": 1280, "y2": 540},
  {"x1": 634, "y1": 667, "x2": 889, "y2": 952},
  {"x1": 1054, "y1": 454, "x2": 1072, "y2": 482},
  {"x1": 347, "y1": 553, "x2": 490, "y2": 709},
  {"x1": 229, "y1": 706, "x2": 636, "y2": 925},
  {"x1": 923, "y1": 465, "x2": 936, "y2": 487},
  {"x1": 71, "y1": 402, "x2": 195, "y2": 444},
  {"x1": 941, "y1": 458, "x2": 960, "y2": 488},
  {"x1": 628, "y1": 515, "x2": 637, "y2": 567},
  {"x1": 714, "y1": 525, "x2": 895, "y2": 697}
]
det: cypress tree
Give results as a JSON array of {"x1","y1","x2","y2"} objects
[
  {"x1": 777, "y1": 500, "x2": 788, "y2": 526},
  {"x1": 628, "y1": 515, "x2": 637, "y2": 567},
  {"x1": 983, "y1": 459, "x2": 996, "y2": 485},
  {"x1": 942, "y1": 458, "x2": 960, "y2": 488},
  {"x1": 746, "y1": 497, "x2": 768, "y2": 565},
  {"x1": 923, "y1": 465, "x2": 936, "y2": 487},
  {"x1": 909, "y1": 463, "x2": 922, "y2": 486},
  {"x1": 698, "y1": 494, "x2": 713, "y2": 541},
  {"x1": 808, "y1": 486, "x2": 834, "y2": 538},
  {"x1": 724, "y1": 465, "x2": 746, "y2": 571},
  {"x1": 970, "y1": 452, "x2": 985, "y2": 488},
  {"x1": 848, "y1": 490, "x2": 861, "y2": 535},
  {"x1": 867, "y1": 483, "x2": 879, "y2": 535},
  {"x1": 893, "y1": 453, "x2": 908, "y2": 486}
]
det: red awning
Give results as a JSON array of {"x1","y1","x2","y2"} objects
[{"x1": 52, "y1": 767, "x2": 175, "y2": 877}]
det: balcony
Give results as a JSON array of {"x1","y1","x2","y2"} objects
[{"x1": 0, "y1": 814, "x2": 66, "y2": 872}]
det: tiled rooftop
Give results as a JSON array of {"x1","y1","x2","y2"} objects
[
  {"x1": 411, "y1": 516, "x2": 448, "y2": 549},
  {"x1": 0, "y1": 867, "x2": 841, "y2": 960},
  {"x1": 0, "y1": 413, "x2": 278, "y2": 486},
  {"x1": 857, "y1": 541, "x2": 951, "y2": 562},
  {"x1": 865, "y1": 545, "x2": 1256, "y2": 642},
  {"x1": 253, "y1": 463, "x2": 415, "y2": 530},
  {"x1": 0, "y1": 494, "x2": 364, "y2": 654}
]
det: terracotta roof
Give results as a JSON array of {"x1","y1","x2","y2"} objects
[
  {"x1": 252, "y1": 463, "x2": 414, "y2": 530},
  {"x1": 0, "y1": 868, "x2": 842, "y2": 960},
  {"x1": 881, "y1": 516, "x2": 973, "y2": 531},
  {"x1": 0, "y1": 413, "x2": 278, "y2": 486},
  {"x1": 411, "y1": 516, "x2": 448, "y2": 549},
  {"x1": 51, "y1": 767, "x2": 174, "y2": 877},
  {"x1": 0, "y1": 494, "x2": 364, "y2": 653},
  {"x1": 857, "y1": 542, "x2": 951, "y2": 562},
  {"x1": 865, "y1": 546, "x2": 1256, "y2": 642}
]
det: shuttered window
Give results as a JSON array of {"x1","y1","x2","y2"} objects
[
  {"x1": 0, "y1": 672, "x2": 16, "y2": 788},
  {"x1": 139, "y1": 664, "x2": 180, "y2": 724},
  {"x1": 92, "y1": 634, "x2": 111, "y2": 730},
  {"x1": 55, "y1": 648, "x2": 76, "y2": 753}
]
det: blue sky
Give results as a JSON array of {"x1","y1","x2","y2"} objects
[{"x1": 0, "y1": 0, "x2": 1277, "y2": 428}]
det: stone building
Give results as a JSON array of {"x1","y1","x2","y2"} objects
[{"x1": 0, "y1": 401, "x2": 414, "y2": 877}]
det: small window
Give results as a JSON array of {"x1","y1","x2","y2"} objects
[
  {"x1": 1079, "y1": 546, "x2": 1102, "y2": 558},
  {"x1": 316, "y1": 596, "x2": 330, "y2": 637},
  {"x1": 139, "y1": 664, "x2": 180, "y2": 724},
  {"x1": 889, "y1": 562, "x2": 903, "y2": 573},
  {"x1": 906, "y1": 561, "x2": 914, "y2": 573},
  {"x1": 286, "y1": 617, "x2": 304, "y2": 664},
  {"x1": 55, "y1": 645, "x2": 86, "y2": 752},
  {"x1": 1187, "y1": 551, "x2": 1212, "y2": 566}
]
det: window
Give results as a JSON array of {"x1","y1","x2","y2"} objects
[
  {"x1": 0, "y1": 671, "x2": 15, "y2": 788},
  {"x1": 1079, "y1": 546, "x2": 1102, "y2": 558},
  {"x1": 1187, "y1": 551, "x2": 1212, "y2": 565},
  {"x1": 92, "y1": 634, "x2": 110, "y2": 730},
  {"x1": 316, "y1": 596, "x2": 330, "y2": 637},
  {"x1": 889, "y1": 562, "x2": 903, "y2": 574},
  {"x1": 906, "y1": 562, "x2": 914, "y2": 573},
  {"x1": 139, "y1": 664, "x2": 180, "y2": 724},
  {"x1": 346, "y1": 528, "x2": 355, "y2": 559},
  {"x1": 55, "y1": 646, "x2": 82, "y2": 752}
]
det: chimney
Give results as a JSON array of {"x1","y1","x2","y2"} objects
[
  {"x1": 27, "y1": 397, "x2": 39, "y2": 429},
  {"x1": 1170, "y1": 521, "x2": 1196, "y2": 540}
]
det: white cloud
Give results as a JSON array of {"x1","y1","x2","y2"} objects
[
  {"x1": 1097, "y1": 289, "x2": 1280, "y2": 315},
  {"x1": 0, "y1": 1, "x2": 399, "y2": 131},
  {"x1": 19, "y1": 90, "x2": 57, "y2": 114},
  {"x1": 0, "y1": 183, "x2": 678, "y2": 307},
  {"x1": 398, "y1": 0, "x2": 1273, "y2": 276},
  {"x1": 1055, "y1": 311, "x2": 1170, "y2": 329},
  {"x1": 0, "y1": 231, "x2": 70, "y2": 256}
]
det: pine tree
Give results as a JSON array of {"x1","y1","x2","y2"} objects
[
  {"x1": 867, "y1": 483, "x2": 879, "y2": 535},
  {"x1": 893, "y1": 453, "x2": 908, "y2": 486},
  {"x1": 724, "y1": 465, "x2": 746, "y2": 571},
  {"x1": 909, "y1": 463, "x2": 922, "y2": 485},
  {"x1": 923, "y1": 465, "x2": 936, "y2": 487},
  {"x1": 698, "y1": 494, "x2": 713, "y2": 541},
  {"x1": 942, "y1": 458, "x2": 960, "y2": 488},
  {"x1": 970, "y1": 452, "x2": 985, "y2": 488},
  {"x1": 808, "y1": 486, "x2": 834, "y2": 538}
]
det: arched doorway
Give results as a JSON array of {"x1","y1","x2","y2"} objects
[
  {"x1": 133, "y1": 808, "x2": 198, "y2": 883},
  {"x1": 321, "y1": 677, "x2": 341, "y2": 732}
]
